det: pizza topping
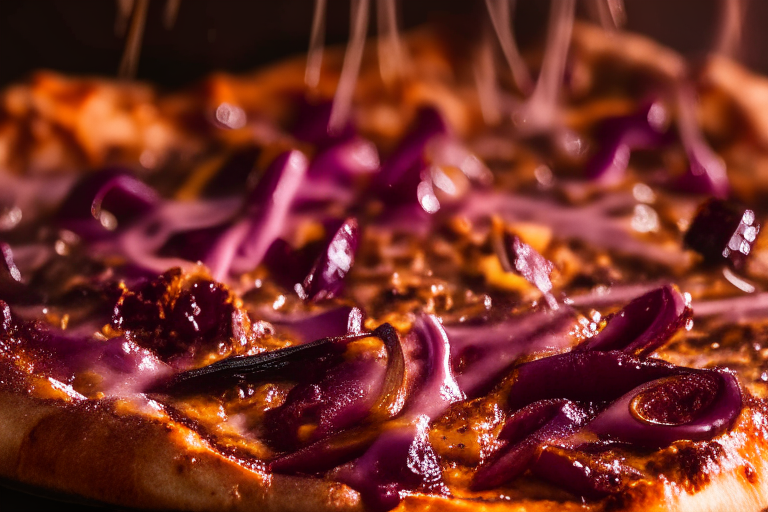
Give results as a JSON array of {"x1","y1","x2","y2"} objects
[
  {"x1": 684, "y1": 198, "x2": 761, "y2": 269},
  {"x1": 530, "y1": 446, "x2": 643, "y2": 499},
  {"x1": 507, "y1": 350, "x2": 679, "y2": 411},
  {"x1": 0, "y1": 299, "x2": 171, "y2": 397},
  {"x1": 264, "y1": 335, "x2": 389, "y2": 451},
  {"x1": 292, "y1": 100, "x2": 355, "y2": 148},
  {"x1": 298, "y1": 217, "x2": 360, "y2": 302},
  {"x1": 587, "y1": 369, "x2": 742, "y2": 447},
  {"x1": 336, "y1": 416, "x2": 446, "y2": 512},
  {"x1": 576, "y1": 285, "x2": 691, "y2": 356},
  {"x1": 446, "y1": 308, "x2": 578, "y2": 397},
  {"x1": 674, "y1": 85, "x2": 731, "y2": 199},
  {"x1": 471, "y1": 349, "x2": 742, "y2": 496},
  {"x1": 56, "y1": 168, "x2": 159, "y2": 240},
  {"x1": 111, "y1": 268, "x2": 252, "y2": 363},
  {"x1": 494, "y1": 231, "x2": 558, "y2": 309},
  {"x1": 375, "y1": 106, "x2": 450, "y2": 206},
  {"x1": 214, "y1": 149, "x2": 309, "y2": 279},
  {"x1": 308, "y1": 137, "x2": 380, "y2": 183},
  {"x1": 585, "y1": 100, "x2": 673, "y2": 183},
  {"x1": 261, "y1": 306, "x2": 364, "y2": 344},
  {"x1": 332, "y1": 315, "x2": 462, "y2": 511},
  {"x1": 472, "y1": 399, "x2": 588, "y2": 491}
]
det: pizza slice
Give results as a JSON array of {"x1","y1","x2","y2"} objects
[{"x1": 2, "y1": 9, "x2": 768, "y2": 512}]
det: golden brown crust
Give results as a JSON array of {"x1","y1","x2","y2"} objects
[{"x1": 0, "y1": 362, "x2": 363, "y2": 512}]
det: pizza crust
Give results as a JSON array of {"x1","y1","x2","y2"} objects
[{"x1": 0, "y1": 365, "x2": 363, "y2": 512}]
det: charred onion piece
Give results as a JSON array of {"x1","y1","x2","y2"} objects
[
  {"x1": 264, "y1": 323, "x2": 407, "y2": 450},
  {"x1": 684, "y1": 198, "x2": 761, "y2": 270},
  {"x1": 586, "y1": 369, "x2": 742, "y2": 448},
  {"x1": 576, "y1": 285, "x2": 690, "y2": 356},
  {"x1": 152, "y1": 328, "x2": 369, "y2": 395}
]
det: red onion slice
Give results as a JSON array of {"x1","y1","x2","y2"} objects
[
  {"x1": 226, "y1": 150, "x2": 309, "y2": 277},
  {"x1": 507, "y1": 350, "x2": 679, "y2": 411},
  {"x1": 299, "y1": 217, "x2": 360, "y2": 302},
  {"x1": 403, "y1": 314, "x2": 464, "y2": 417},
  {"x1": 495, "y1": 232, "x2": 558, "y2": 309},
  {"x1": 674, "y1": 85, "x2": 729, "y2": 198},
  {"x1": 265, "y1": 322, "x2": 407, "y2": 450},
  {"x1": 1, "y1": 300, "x2": 170, "y2": 397},
  {"x1": 262, "y1": 305, "x2": 363, "y2": 344},
  {"x1": 530, "y1": 446, "x2": 643, "y2": 499},
  {"x1": 586, "y1": 369, "x2": 742, "y2": 448},
  {"x1": 472, "y1": 399, "x2": 587, "y2": 491},
  {"x1": 585, "y1": 101, "x2": 673, "y2": 183},
  {"x1": 336, "y1": 415, "x2": 447, "y2": 512},
  {"x1": 292, "y1": 100, "x2": 355, "y2": 148},
  {"x1": 576, "y1": 285, "x2": 691, "y2": 356},
  {"x1": 57, "y1": 168, "x2": 160, "y2": 240},
  {"x1": 202, "y1": 146, "x2": 260, "y2": 198},
  {"x1": 374, "y1": 106, "x2": 450, "y2": 203},
  {"x1": 446, "y1": 308, "x2": 577, "y2": 397},
  {"x1": 308, "y1": 137, "x2": 380, "y2": 182}
]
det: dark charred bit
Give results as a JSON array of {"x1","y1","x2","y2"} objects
[
  {"x1": 683, "y1": 199, "x2": 761, "y2": 270},
  {"x1": 111, "y1": 268, "x2": 253, "y2": 362},
  {"x1": 743, "y1": 462, "x2": 758, "y2": 484},
  {"x1": 645, "y1": 441, "x2": 725, "y2": 493}
]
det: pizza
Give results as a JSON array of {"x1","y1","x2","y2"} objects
[{"x1": 2, "y1": 8, "x2": 768, "y2": 512}]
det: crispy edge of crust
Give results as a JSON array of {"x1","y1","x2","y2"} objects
[{"x1": 0, "y1": 362, "x2": 363, "y2": 512}]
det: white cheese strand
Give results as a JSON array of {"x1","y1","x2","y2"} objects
[
  {"x1": 114, "y1": 0, "x2": 135, "y2": 37},
  {"x1": 587, "y1": 0, "x2": 626, "y2": 32},
  {"x1": 484, "y1": 0, "x2": 533, "y2": 95},
  {"x1": 118, "y1": 0, "x2": 150, "y2": 79},
  {"x1": 305, "y1": 0, "x2": 328, "y2": 89},
  {"x1": 513, "y1": 0, "x2": 575, "y2": 134},
  {"x1": 714, "y1": 0, "x2": 746, "y2": 58},
  {"x1": 473, "y1": 28, "x2": 502, "y2": 126},
  {"x1": 329, "y1": 0, "x2": 370, "y2": 134},
  {"x1": 376, "y1": 0, "x2": 409, "y2": 87},
  {"x1": 163, "y1": 0, "x2": 181, "y2": 30}
]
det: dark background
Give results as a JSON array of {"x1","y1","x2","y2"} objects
[
  {"x1": 0, "y1": 0, "x2": 765, "y2": 509},
  {"x1": 0, "y1": 0, "x2": 766, "y2": 90}
]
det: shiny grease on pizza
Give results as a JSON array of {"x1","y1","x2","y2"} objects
[{"x1": 2, "y1": 11, "x2": 768, "y2": 512}]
